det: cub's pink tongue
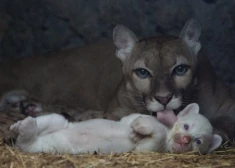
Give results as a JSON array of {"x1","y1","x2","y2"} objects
[{"x1": 157, "y1": 110, "x2": 177, "y2": 127}]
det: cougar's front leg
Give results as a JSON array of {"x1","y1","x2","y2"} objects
[
  {"x1": 0, "y1": 90, "x2": 29, "y2": 112},
  {"x1": 0, "y1": 90, "x2": 44, "y2": 117}
]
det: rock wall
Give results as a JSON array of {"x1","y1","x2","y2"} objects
[{"x1": 1, "y1": 0, "x2": 235, "y2": 88}]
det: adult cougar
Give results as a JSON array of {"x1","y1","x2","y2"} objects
[
  {"x1": 107, "y1": 19, "x2": 235, "y2": 141},
  {"x1": 0, "y1": 19, "x2": 235, "y2": 141}
]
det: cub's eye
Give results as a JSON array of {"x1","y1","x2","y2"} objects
[
  {"x1": 183, "y1": 124, "x2": 189, "y2": 130},
  {"x1": 173, "y1": 64, "x2": 189, "y2": 76},
  {"x1": 134, "y1": 68, "x2": 151, "y2": 79},
  {"x1": 195, "y1": 139, "x2": 202, "y2": 145}
]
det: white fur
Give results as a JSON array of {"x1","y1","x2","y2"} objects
[
  {"x1": 10, "y1": 113, "x2": 166, "y2": 154},
  {"x1": 166, "y1": 103, "x2": 222, "y2": 154},
  {"x1": 10, "y1": 104, "x2": 222, "y2": 155}
]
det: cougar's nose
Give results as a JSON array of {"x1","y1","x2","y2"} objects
[{"x1": 155, "y1": 94, "x2": 173, "y2": 105}]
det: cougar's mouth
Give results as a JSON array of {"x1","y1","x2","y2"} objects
[
  {"x1": 151, "y1": 109, "x2": 175, "y2": 116},
  {"x1": 151, "y1": 109, "x2": 178, "y2": 117},
  {"x1": 146, "y1": 95, "x2": 182, "y2": 115}
]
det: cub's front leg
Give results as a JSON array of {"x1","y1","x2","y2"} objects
[
  {"x1": 130, "y1": 116, "x2": 167, "y2": 152},
  {"x1": 120, "y1": 114, "x2": 157, "y2": 141},
  {"x1": 131, "y1": 116, "x2": 156, "y2": 135}
]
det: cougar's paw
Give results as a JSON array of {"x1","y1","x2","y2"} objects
[
  {"x1": 20, "y1": 100, "x2": 43, "y2": 117},
  {"x1": 131, "y1": 116, "x2": 154, "y2": 135},
  {"x1": 1, "y1": 90, "x2": 29, "y2": 112}
]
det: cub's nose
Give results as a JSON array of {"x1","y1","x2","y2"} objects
[
  {"x1": 155, "y1": 94, "x2": 173, "y2": 105},
  {"x1": 180, "y1": 135, "x2": 191, "y2": 144}
]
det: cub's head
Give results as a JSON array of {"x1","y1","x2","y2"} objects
[
  {"x1": 161, "y1": 103, "x2": 222, "y2": 154},
  {"x1": 113, "y1": 19, "x2": 201, "y2": 113}
]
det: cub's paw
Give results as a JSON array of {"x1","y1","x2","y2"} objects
[
  {"x1": 131, "y1": 116, "x2": 154, "y2": 135},
  {"x1": 10, "y1": 120, "x2": 23, "y2": 133},
  {"x1": 129, "y1": 130, "x2": 144, "y2": 142},
  {"x1": 10, "y1": 117, "x2": 37, "y2": 142}
]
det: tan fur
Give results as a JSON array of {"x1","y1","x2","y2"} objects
[
  {"x1": 0, "y1": 20, "x2": 235, "y2": 142},
  {"x1": 0, "y1": 40, "x2": 122, "y2": 111},
  {"x1": 107, "y1": 36, "x2": 196, "y2": 120}
]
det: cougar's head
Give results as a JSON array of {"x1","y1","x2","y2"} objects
[{"x1": 113, "y1": 19, "x2": 201, "y2": 114}]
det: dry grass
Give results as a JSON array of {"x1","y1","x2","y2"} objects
[{"x1": 1, "y1": 138, "x2": 235, "y2": 168}]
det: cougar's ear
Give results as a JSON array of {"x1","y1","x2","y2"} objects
[
  {"x1": 180, "y1": 18, "x2": 201, "y2": 56},
  {"x1": 177, "y1": 103, "x2": 199, "y2": 117},
  {"x1": 113, "y1": 25, "x2": 138, "y2": 63},
  {"x1": 206, "y1": 134, "x2": 222, "y2": 154}
]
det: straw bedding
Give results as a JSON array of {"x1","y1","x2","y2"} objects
[
  {"x1": 0, "y1": 109, "x2": 234, "y2": 167},
  {"x1": 1, "y1": 138, "x2": 235, "y2": 168}
]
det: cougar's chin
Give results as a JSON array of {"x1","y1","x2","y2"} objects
[{"x1": 146, "y1": 95, "x2": 182, "y2": 113}]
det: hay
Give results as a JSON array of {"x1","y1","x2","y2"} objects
[{"x1": 1, "y1": 138, "x2": 235, "y2": 168}]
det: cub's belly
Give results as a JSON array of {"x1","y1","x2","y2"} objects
[{"x1": 65, "y1": 122, "x2": 134, "y2": 154}]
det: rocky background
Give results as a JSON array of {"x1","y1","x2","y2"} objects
[{"x1": 0, "y1": 0, "x2": 235, "y2": 89}]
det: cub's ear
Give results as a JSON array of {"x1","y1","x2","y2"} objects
[
  {"x1": 113, "y1": 25, "x2": 138, "y2": 63},
  {"x1": 177, "y1": 103, "x2": 199, "y2": 117},
  {"x1": 206, "y1": 134, "x2": 222, "y2": 154},
  {"x1": 180, "y1": 18, "x2": 201, "y2": 56}
]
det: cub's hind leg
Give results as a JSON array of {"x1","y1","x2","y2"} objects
[
  {"x1": 33, "y1": 113, "x2": 69, "y2": 136},
  {"x1": 10, "y1": 116, "x2": 37, "y2": 144},
  {"x1": 10, "y1": 113, "x2": 68, "y2": 140}
]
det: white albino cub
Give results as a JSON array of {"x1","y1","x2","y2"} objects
[{"x1": 10, "y1": 103, "x2": 222, "y2": 154}]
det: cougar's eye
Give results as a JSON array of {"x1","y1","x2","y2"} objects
[
  {"x1": 195, "y1": 139, "x2": 202, "y2": 145},
  {"x1": 134, "y1": 68, "x2": 151, "y2": 79},
  {"x1": 173, "y1": 64, "x2": 189, "y2": 76},
  {"x1": 183, "y1": 124, "x2": 189, "y2": 130}
]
